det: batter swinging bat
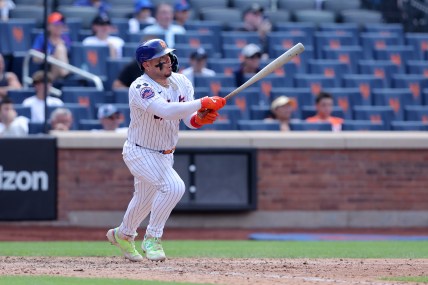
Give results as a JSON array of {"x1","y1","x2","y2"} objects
[{"x1": 224, "y1": 42, "x2": 305, "y2": 101}]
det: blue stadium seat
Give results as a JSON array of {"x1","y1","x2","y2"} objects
[
  {"x1": 127, "y1": 32, "x2": 164, "y2": 44},
  {"x1": 221, "y1": 32, "x2": 261, "y2": 49},
  {"x1": 318, "y1": 22, "x2": 359, "y2": 39},
  {"x1": 47, "y1": 104, "x2": 92, "y2": 130},
  {"x1": 222, "y1": 45, "x2": 245, "y2": 59},
  {"x1": 364, "y1": 23, "x2": 404, "y2": 38},
  {"x1": 7, "y1": 89, "x2": 34, "y2": 104},
  {"x1": 219, "y1": 87, "x2": 258, "y2": 120},
  {"x1": 274, "y1": 22, "x2": 316, "y2": 39},
  {"x1": 314, "y1": 31, "x2": 358, "y2": 59},
  {"x1": 0, "y1": 19, "x2": 35, "y2": 54},
  {"x1": 113, "y1": 89, "x2": 129, "y2": 104},
  {"x1": 208, "y1": 58, "x2": 241, "y2": 76},
  {"x1": 217, "y1": 105, "x2": 241, "y2": 130},
  {"x1": 289, "y1": 121, "x2": 332, "y2": 131},
  {"x1": 238, "y1": 120, "x2": 280, "y2": 131},
  {"x1": 175, "y1": 31, "x2": 220, "y2": 55},
  {"x1": 391, "y1": 121, "x2": 428, "y2": 131},
  {"x1": 122, "y1": 43, "x2": 140, "y2": 58},
  {"x1": 250, "y1": 105, "x2": 271, "y2": 120},
  {"x1": 185, "y1": 21, "x2": 222, "y2": 42},
  {"x1": 244, "y1": 73, "x2": 290, "y2": 105},
  {"x1": 270, "y1": 87, "x2": 313, "y2": 119},
  {"x1": 268, "y1": 31, "x2": 312, "y2": 57},
  {"x1": 406, "y1": 60, "x2": 428, "y2": 77},
  {"x1": 198, "y1": 120, "x2": 234, "y2": 131},
  {"x1": 300, "y1": 106, "x2": 344, "y2": 120},
  {"x1": 111, "y1": 18, "x2": 129, "y2": 42},
  {"x1": 79, "y1": 119, "x2": 103, "y2": 131},
  {"x1": 14, "y1": 105, "x2": 31, "y2": 120},
  {"x1": 424, "y1": 88, "x2": 428, "y2": 105},
  {"x1": 342, "y1": 120, "x2": 385, "y2": 131},
  {"x1": 322, "y1": 46, "x2": 363, "y2": 73},
  {"x1": 61, "y1": 87, "x2": 108, "y2": 119},
  {"x1": 392, "y1": 74, "x2": 428, "y2": 105},
  {"x1": 70, "y1": 44, "x2": 110, "y2": 78},
  {"x1": 404, "y1": 105, "x2": 428, "y2": 122},
  {"x1": 294, "y1": 10, "x2": 336, "y2": 25},
  {"x1": 360, "y1": 32, "x2": 404, "y2": 59},
  {"x1": 405, "y1": 33, "x2": 428, "y2": 60},
  {"x1": 106, "y1": 58, "x2": 132, "y2": 91},
  {"x1": 174, "y1": 43, "x2": 214, "y2": 60},
  {"x1": 194, "y1": 74, "x2": 236, "y2": 96},
  {"x1": 358, "y1": 60, "x2": 401, "y2": 87},
  {"x1": 28, "y1": 122, "x2": 45, "y2": 134},
  {"x1": 308, "y1": 59, "x2": 351, "y2": 86},
  {"x1": 372, "y1": 88, "x2": 416, "y2": 121},
  {"x1": 343, "y1": 74, "x2": 386, "y2": 106},
  {"x1": 353, "y1": 106, "x2": 396, "y2": 130},
  {"x1": 294, "y1": 74, "x2": 338, "y2": 95},
  {"x1": 374, "y1": 45, "x2": 414, "y2": 71},
  {"x1": 271, "y1": 45, "x2": 313, "y2": 73}
]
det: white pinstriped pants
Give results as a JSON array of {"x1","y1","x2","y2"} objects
[{"x1": 119, "y1": 141, "x2": 185, "y2": 238}]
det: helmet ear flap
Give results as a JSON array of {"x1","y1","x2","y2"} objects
[{"x1": 169, "y1": 53, "x2": 179, "y2": 73}]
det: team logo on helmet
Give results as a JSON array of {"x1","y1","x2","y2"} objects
[{"x1": 159, "y1": 40, "x2": 167, "y2": 48}]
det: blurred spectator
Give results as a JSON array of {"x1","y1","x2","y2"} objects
[
  {"x1": 32, "y1": 12, "x2": 71, "y2": 82},
  {"x1": 270, "y1": 96, "x2": 298, "y2": 131},
  {"x1": 113, "y1": 60, "x2": 141, "y2": 89},
  {"x1": 236, "y1": 3, "x2": 271, "y2": 57},
  {"x1": 49, "y1": 107, "x2": 73, "y2": 131},
  {"x1": 22, "y1": 71, "x2": 64, "y2": 123},
  {"x1": 173, "y1": 0, "x2": 190, "y2": 27},
  {"x1": 129, "y1": 0, "x2": 156, "y2": 34},
  {"x1": 306, "y1": 91, "x2": 343, "y2": 132},
  {"x1": 0, "y1": 0, "x2": 15, "y2": 21},
  {"x1": 234, "y1": 43, "x2": 262, "y2": 87},
  {"x1": 0, "y1": 53, "x2": 22, "y2": 99},
  {"x1": 83, "y1": 14, "x2": 125, "y2": 59},
  {"x1": 142, "y1": 3, "x2": 186, "y2": 47},
  {"x1": 181, "y1": 47, "x2": 215, "y2": 85},
  {"x1": 0, "y1": 96, "x2": 28, "y2": 137},
  {"x1": 97, "y1": 104, "x2": 127, "y2": 132},
  {"x1": 73, "y1": 0, "x2": 110, "y2": 16}
]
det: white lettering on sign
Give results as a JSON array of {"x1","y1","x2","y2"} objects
[{"x1": 0, "y1": 166, "x2": 48, "y2": 191}]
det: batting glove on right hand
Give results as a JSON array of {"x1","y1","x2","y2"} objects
[
  {"x1": 195, "y1": 109, "x2": 219, "y2": 126},
  {"x1": 200, "y1": 96, "x2": 226, "y2": 111}
]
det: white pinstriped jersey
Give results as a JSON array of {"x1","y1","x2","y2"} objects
[{"x1": 126, "y1": 72, "x2": 194, "y2": 150}]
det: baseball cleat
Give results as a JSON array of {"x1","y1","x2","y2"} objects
[
  {"x1": 106, "y1": 228, "x2": 143, "y2": 262},
  {"x1": 142, "y1": 235, "x2": 166, "y2": 262}
]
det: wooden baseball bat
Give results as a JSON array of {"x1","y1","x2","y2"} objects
[{"x1": 224, "y1": 42, "x2": 305, "y2": 101}]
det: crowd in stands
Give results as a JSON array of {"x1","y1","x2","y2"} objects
[{"x1": 0, "y1": 0, "x2": 428, "y2": 136}]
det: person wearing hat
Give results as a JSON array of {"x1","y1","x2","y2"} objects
[
  {"x1": 31, "y1": 12, "x2": 71, "y2": 81},
  {"x1": 73, "y1": 0, "x2": 110, "y2": 15},
  {"x1": 233, "y1": 43, "x2": 262, "y2": 87},
  {"x1": 236, "y1": 3, "x2": 271, "y2": 56},
  {"x1": 270, "y1": 95, "x2": 297, "y2": 131},
  {"x1": 181, "y1": 47, "x2": 215, "y2": 85},
  {"x1": 97, "y1": 104, "x2": 127, "y2": 132},
  {"x1": 142, "y1": 3, "x2": 185, "y2": 48},
  {"x1": 129, "y1": 0, "x2": 156, "y2": 34},
  {"x1": 83, "y1": 14, "x2": 125, "y2": 59},
  {"x1": 173, "y1": 0, "x2": 190, "y2": 27}
]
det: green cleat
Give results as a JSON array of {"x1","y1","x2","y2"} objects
[
  {"x1": 106, "y1": 228, "x2": 143, "y2": 262},
  {"x1": 142, "y1": 235, "x2": 166, "y2": 262}
]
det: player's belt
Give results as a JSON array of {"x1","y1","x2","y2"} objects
[{"x1": 135, "y1": 144, "x2": 175, "y2": 154}]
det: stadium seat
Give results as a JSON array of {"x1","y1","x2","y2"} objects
[
  {"x1": 250, "y1": 105, "x2": 271, "y2": 120},
  {"x1": 392, "y1": 74, "x2": 428, "y2": 104},
  {"x1": 194, "y1": 74, "x2": 236, "y2": 96},
  {"x1": 14, "y1": 105, "x2": 31, "y2": 120},
  {"x1": 323, "y1": 46, "x2": 363, "y2": 73},
  {"x1": 61, "y1": 87, "x2": 108, "y2": 119},
  {"x1": 314, "y1": 31, "x2": 358, "y2": 58},
  {"x1": 372, "y1": 88, "x2": 417, "y2": 121},
  {"x1": 0, "y1": 20, "x2": 35, "y2": 54},
  {"x1": 122, "y1": 43, "x2": 140, "y2": 58},
  {"x1": 342, "y1": 120, "x2": 385, "y2": 131},
  {"x1": 7, "y1": 89, "x2": 34, "y2": 104},
  {"x1": 57, "y1": 6, "x2": 99, "y2": 29},
  {"x1": 323, "y1": 0, "x2": 361, "y2": 14},
  {"x1": 343, "y1": 74, "x2": 386, "y2": 106},
  {"x1": 308, "y1": 59, "x2": 351, "y2": 86},
  {"x1": 107, "y1": 7, "x2": 134, "y2": 19},
  {"x1": 390, "y1": 121, "x2": 428, "y2": 131},
  {"x1": 208, "y1": 58, "x2": 241, "y2": 76},
  {"x1": 277, "y1": 0, "x2": 315, "y2": 11},
  {"x1": 217, "y1": 105, "x2": 241, "y2": 130},
  {"x1": 199, "y1": 8, "x2": 241, "y2": 30},
  {"x1": 353, "y1": 106, "x2": 396, "y2": 130},
  {"x1": 405, "y1": 33, "x2": 428, "y2": 60},
  {"x1": 265, "y1": 10, "x2": 292, "y2": 25},
  {"x1": 220, "y1": 87, "x2": 259, "y2": 120},
  {"x1": 274, "y1": 22, "x2": 316, "y2": 40},
  {"x1": 268, "y1": 31, "x2": 312, "y2": 57},
  {"x1": 238, "y1": 120, "x2": 281, "y2": 131},
  {"x1": 294, "y1": 74, "x2": 338, "y2": 95},
  {"x1": 111, "y1": 18, "x2": 130, "y2": 42},
  {"x1": 301, "y1": 105, "x2": 344, "y2": 120},
  {"x1": 318, "y1": 22, "x2": 360, "y2": 39},
  {"x1": 271, "y1": 45, "x2": 313, "y2": 74},
  {"x1": 47, "y1": 104, "x2": 92, "y2": 130},
  {"x1": 231, "y1": 0, "x2": 271, "y2": 11},
  {"x1": 70, "y1": 44, "x2": 110, "y2": 78},
  {"x1": 221, "y1": 32, "x2": 261, "y2": 49},
  {"x1": 358, "y1": 60, "x2": 402, "y2": 87},
  {"x1": 360, "y1": 32, "x2": 404, "y2": 59},
  {"x1": 9, "y1": 5, "x2": 44, "y2": 28},
  {"x1": 198, "y1": 120, "x2": 234, "y2": 131},
  {"x1": 28, "y1": 122, "x2": 45, "y2": 134},
  {"x1": 106, "y1": 58, "x2": 132, "y2": 91},
  {"x1": 244, "y1": 73, "x2": 291, "y2": 105},
  {"x1": 374, "y1": 46, "x2": 414, "y2": 70},
  {"x1": 294, "y1": 10, "x2": 336, "y2": 25},
  {"x1": 406, "y1": 60, "x2": 428, "y2": 77},
  {"x1": 185, "y1": 21, "x2": 222, "y2": 38},
  {"x1": 404, "y1": 105, "x2": 428, "y2": 122},
  {"x1": 79, "y1": 119, "x2": 103, "y2": 131},
  {"x1": 364, "y1": 23, "x2": 404, "y2": 38},
  {"x1": 127, "y1": 32, "x2": 164, "y2": 44},
  {"x1": 113, "y1": 89, "x2": 129, "y2": 104},
  {"x1": 175, "y1": 31, "x2": 220, "y2": 53},
  {"x1": 340, "y1": 9, "x2": 383, "y2": 26},
  {"x1": 289, "y1": 121, "x2": 332, "y2": 131}
]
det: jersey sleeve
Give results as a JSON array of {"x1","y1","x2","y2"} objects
[
  {"x1": 129, "y1": 82, "x2": 162, "y2": 111},
  {"x1": 181, "y1": 74, "x2": 195, "y2": 102}
]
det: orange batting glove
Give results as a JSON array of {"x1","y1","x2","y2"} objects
[
  {"x1": 191, "y1": 110, "x2": 219, "y2": 128},
  {"x1": 200, "y1": 96, "x2": 226, "y2": 111}
]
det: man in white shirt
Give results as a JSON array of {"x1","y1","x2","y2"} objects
[
  {"x1": 142, "y1": 3, "x2": 185, "y2": 47},
  {"x1": 83, "y1": 14, "x2": 125, "y2": 59},
  {"x1": 182, "y1": 47, "x2": 216, "y2": 85},
  {"x1": 22, "y1": 71, "x2": 63, "y2": 123},
  {"x1": 129, "y1": 0, "x2": 156, "y2": 34},
  {"x1": 0, "y1": 96, "x2": 28, "y2": 137}
]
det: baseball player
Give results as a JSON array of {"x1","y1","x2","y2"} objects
[{"x1": 107, "y1": 39, "x2": 226, "y2": 262}]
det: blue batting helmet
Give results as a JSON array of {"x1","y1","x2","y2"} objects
[{"x1": 135, "y1": 39, "x2": 175, "y2": 64}]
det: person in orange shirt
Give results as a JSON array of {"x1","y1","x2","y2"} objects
[{"x1": 306, "y1": 91, "x2": 343, "y2": 131}]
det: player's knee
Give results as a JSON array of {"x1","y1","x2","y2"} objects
[{"x1": 171, "y1": 179, "x2": 185, "y2": 198}]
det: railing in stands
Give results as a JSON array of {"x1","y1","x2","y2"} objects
[{"x1": 22, "y1": 49, "x2": 104, "y2": 96}]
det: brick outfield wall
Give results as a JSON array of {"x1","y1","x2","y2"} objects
[{"x1": 57, "y1": 149, "x2": 428, "y2": 221}]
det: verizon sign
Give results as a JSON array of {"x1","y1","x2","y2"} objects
[{"x1": 0, "y1": 137, "x2": 57, "y2": 220}]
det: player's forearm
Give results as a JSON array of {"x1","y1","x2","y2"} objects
[{"x1": 147, "y1": 99, "x2": 201, "y2": 120}]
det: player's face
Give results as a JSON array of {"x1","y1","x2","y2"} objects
[{"x1": 148, "y1": 54, "x2": 172, "y2": 78}]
